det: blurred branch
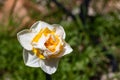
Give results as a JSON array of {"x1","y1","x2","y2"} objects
[
  {"x1": 24, "y1": 0, "x2": 48, "y2": 15},
  {"x1": 51, "y1": 0, "x2": 76, "y2": 20},
  {"x1": 79, "y1": 0, "x2": 91, "y2": 25},
  {"x1": 10, "y1": 0, "x2": 17, "y2": 16},
  {"x1": 23, "y1": 0, "x2": 58, "y2": 17},
  {"x1": 79, "y1": 0, "x2": 118, "y2": 74}
]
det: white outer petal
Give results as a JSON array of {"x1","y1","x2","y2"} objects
[
  {"x1": 23, "y1": 49, "x2": 40, "y2": 67},
  {"x1": 52, "y1": 24, "x2": 66, "y2": 39},
  {"x1": 30, "y1": 21, "x2": 54, "y2": 33},
  {"x1": 17, "y1": 29, "x2": 35, "y2": 50},
  {"x1": 58, "y1": 43, "x2": 73, "y2": 57},
  {"x1": 63, "y1": 43, "x2": 73, "y2": 55},
  {"x1": 39, "y1": 58, "x2": 60, "y2": 74}
]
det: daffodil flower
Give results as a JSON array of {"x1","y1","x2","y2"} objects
[{"x1": 17, "y1": 21, "x2": 73, "y2": 74}]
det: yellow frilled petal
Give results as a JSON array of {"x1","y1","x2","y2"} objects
[
  {"x1": 32, "y1": 48, "x2": 45, "y2": 59},
  {"x1": 32, "y1": 27, "x2": 55, "y2": 43}
]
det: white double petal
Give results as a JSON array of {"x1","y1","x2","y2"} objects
[
  {"x1": 52, "y1": 24, "x2": 66, "y2": 39},
  {"x1": 17, "y1": 30, "x2": 35, "y2": 50},
  {"x1": 57, "y1": 42, "x2": 73, "y2": 57},
  {"x1": 23, "y1": 49, "x2": 59, "y2": 74},
  {"x1": 17, "y1": 21, "x2": 73, "y2": 74},
  {"x1": 40, "y1": 58, "x2": 60, "y2": 74},
  {"x1": 23, "y1": 49, "x2": 40, "y2": 67},
  {"x1": 30, "y1": 21, "x2": 54, "y2": 33}
]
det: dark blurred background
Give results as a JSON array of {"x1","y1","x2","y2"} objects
[{"x1": 0, "y1": 0, "x2": 120, "y2": 80}]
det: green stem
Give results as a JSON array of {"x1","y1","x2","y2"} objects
[{"x1": 45, "y1": 73, "x2": 52, "y2": 80}]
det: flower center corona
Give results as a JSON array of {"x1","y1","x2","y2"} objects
[
  {"x1": 45, "y1": 35, "x2": 60, "y2": 52},
  {"x1": 32, "y1": 27, "x2": 62, "y2": 59}
]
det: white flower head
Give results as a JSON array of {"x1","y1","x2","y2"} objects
[{"x1": 17, "y1": 21, "x2": 73, "y2": 74}]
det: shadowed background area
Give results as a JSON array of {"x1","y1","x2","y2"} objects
[{"x1": 0, "y1": 0, "x2": 120, "y2": 80}]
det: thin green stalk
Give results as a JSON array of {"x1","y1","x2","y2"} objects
[{"x1": 45, "y1": 73, "x2": 52, "y2": 80}]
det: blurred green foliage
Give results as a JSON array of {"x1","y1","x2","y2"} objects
[{"x1": 0, "y1": 6, "x2": 120, "y2": 80}]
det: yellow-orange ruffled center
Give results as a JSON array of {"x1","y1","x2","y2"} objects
[
  {"x1": 44, "y1": 35, "x2": 60, "y2": 52},
  {"x1": 32, "y1": 27, "x2": 62, "y2": 59}
]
